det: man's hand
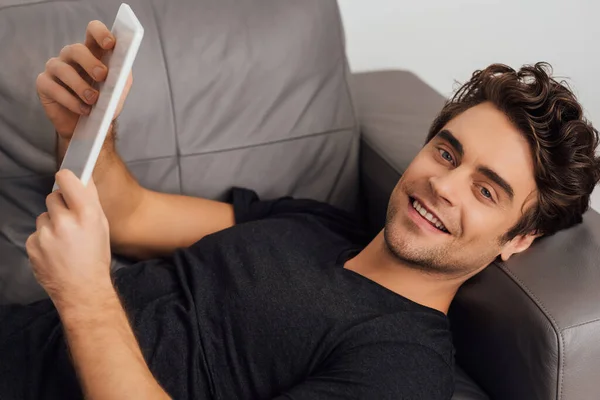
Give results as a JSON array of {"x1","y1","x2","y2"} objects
[
  {"x1": 36, "y1": 20, "x2": 132, "y2": 139},
  {"x1": 33, "y1": 19, "x2": 235, "y2": 263},
  {"x1": 26, "y1": 169, "x2": 112, "y2": 312},
  {"x1": 27, "y1": 170, "x2": 171, "y2": 400},
  {"x1": 35, "y1": 19, "x2": 144, "y2": 257}
]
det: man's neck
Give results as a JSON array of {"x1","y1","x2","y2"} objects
[{"x1": 344, "y1": 231, "x2": 464, "y2": 314}]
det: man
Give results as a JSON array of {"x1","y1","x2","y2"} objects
[{"x1": 1, "y1": 20, "x2": 599, "y2": 400}]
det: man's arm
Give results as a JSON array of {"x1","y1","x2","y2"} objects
[
  {"x1": 27, "y1": 170, "x2": 170, "y2": 400},
  {"x1": 40, "y1": 19, "x2": 235, "y2": 261},
  {"x1": 83, "y1": 127, "x2": 235, "y2": 260},
  {"x1": 272, "y1": 342, "x2": 453, "y2": 400},
  {"x1": 60, "y1": 283, "x2": 171, "y2": 400}
]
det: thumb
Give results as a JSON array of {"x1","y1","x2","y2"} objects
[
  {"x1": 55, "y1": 169, "x2": 87, "y2": 212},
  {"x1": 85, "y1": 175, "x2": 101, "y2": 204}
]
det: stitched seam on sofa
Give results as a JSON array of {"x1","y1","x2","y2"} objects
[
  {"x1": 495, "y1": 261, "x2": 563, "y2": 400},
  {"x1": 0, "y1": 227, "x2": 20, "y2": 248},
  {"x1": 328, "y1": 0, "x2": 359, "y2": 203},
  {"x1": 332, "y1": 0, "x2": 359, "y2": 137},
  {"x1": 119, "y1": 126, "x2": 355, "y2": 165},
  {"x1": 0, "y1": 173, "x2": 54, "y2": 182},
  {"x1": 0, "y1": 146, "x2": 28, "y2": 177},
  {"x1": 563, "y1": 317, "x2": 600, "y2": 331},
  {"x1": 326, "y1": 129, "x2": 355, "y2": 202},
  {"x1": 0, "y1": 0, "x2": 73, "y2": 12},
  {"x1": 0, "y1": 188, "x2": 37, "y2": 216},
  {"x1": 149, "y1": 2, "x2": 183, "y2": 194},
  {"x1": 0, "y1": 127, "x2": 354, "y2": 180}
]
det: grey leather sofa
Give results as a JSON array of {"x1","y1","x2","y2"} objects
[{"x1": 0, "y1": 0, "x2": 598, "y2": 399}]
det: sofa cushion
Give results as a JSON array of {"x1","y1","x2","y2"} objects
[{"x1": 0, "y1": 0, "x2": 358, "y2": 304}]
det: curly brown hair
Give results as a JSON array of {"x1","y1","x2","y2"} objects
[{"x1": 425, "y1": 62, "x2": 600, "y2": 242}]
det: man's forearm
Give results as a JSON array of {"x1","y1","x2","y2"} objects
[
  {"x1": 116, "y1": 189, "x2": 235, "y2": 259},
  {"x1": 58, "y1": 284, "x2": 170, "y2": 400},
  {"x1": 92, "y1": 143, "x2": 145, "y2": 242},
  {"x1": 55, "y1": 124, "x2": 235, "y2": 261},
  {"x1": 56, "y1": 125, "x2": 144, "y2": 248}
]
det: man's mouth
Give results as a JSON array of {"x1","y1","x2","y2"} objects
[{"x1": 408, "y1": 196, "x2": 449, "y2": 234}]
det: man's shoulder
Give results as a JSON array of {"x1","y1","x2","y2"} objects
[
  {"x1": 230, "y1": 187, "x2": 370, "y2": 247},
  {"x1": 343, "y1": 309, "x2": 454, "y2": 366},
  {"x1": 330, "y1": 318, "x2": 455, "y2": 400}
]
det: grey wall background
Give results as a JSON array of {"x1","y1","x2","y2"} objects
[{"x1": 338, "y1": 0, "x2": 600, "y2": 212}]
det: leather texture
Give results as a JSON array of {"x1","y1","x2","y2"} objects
[
  {"x1": 454, "y1": 366, "x2": 491, "y2": 400},
  {"x1": 352, "y1": 70, "x2": 600, "y2": 400},
  {"x1": 0, "y1": 0, "x2": 358, "y2": 304}
]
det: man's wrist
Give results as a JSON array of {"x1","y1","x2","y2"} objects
[
  {"x1": 54, "y1": 277, "x2": 119, "y2": 324},
  {"x1": 56, "y1": 122, "x2": 118, "y2": 170}
]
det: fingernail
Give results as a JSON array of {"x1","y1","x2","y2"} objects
[
  {"x1": 93, "y1": 66, "x2": 105, "y2": 80},
  {"x1": 103, "y1": 37, "x2": 113, "y2": 48},
  {"x1": 80, "y1": 104, "x2": 91, "y2": 114},
  {"x1": 84, "y1": 89, "x2": 96, "y2": 102}
]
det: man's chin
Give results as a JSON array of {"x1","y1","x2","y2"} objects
[
  {"x1": 383, "y1": 221, "x2": 422, "y2": 264},
  {"x1": 383, "y1": 221, "x2": 457, "y2": 275}
]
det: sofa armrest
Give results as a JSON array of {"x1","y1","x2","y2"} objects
[
  {"x1": 351, "y1": 70, "x2": 445, "y2": 236},
  {"x1": 352, "y1": 70, "x2": 600, "y2": 400}
]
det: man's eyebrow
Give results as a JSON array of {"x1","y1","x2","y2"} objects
[
  {"x1": 436, "y1": 129, "x2": 514, "y2": 201},
  {"x1": 436, "y1": 129, "x2": 464, "y2": 157},
  {"x1": 477, "y1": 166, "x2": 514, "y2": 201}
]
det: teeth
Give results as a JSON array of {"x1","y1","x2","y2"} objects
[{"x1": 412, "y1": 198, "x2": 448, "y2": 233}]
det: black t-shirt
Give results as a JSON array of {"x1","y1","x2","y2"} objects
[{"x1": 0, "y1": 188, "x2": 454, "y2": 400}]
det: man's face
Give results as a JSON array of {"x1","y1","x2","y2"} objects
[{"x1": 385, "y1": 102, "x2": 538, "y2": 277}]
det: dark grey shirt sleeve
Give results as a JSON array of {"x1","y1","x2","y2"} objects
[{"x1": 273, "y1": 343, "x2": 454, "y2": 400}]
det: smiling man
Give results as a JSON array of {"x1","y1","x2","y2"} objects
[
  {"x1": 347, "y1": 99, "x2": 545, "y2": 314},
  {"x1": 1, "y1": 21, "x2": 600, "y2": 400}
]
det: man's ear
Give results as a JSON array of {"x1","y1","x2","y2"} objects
[{"x1": 499, "y1": 233, "x2": 540, "y2": 262}]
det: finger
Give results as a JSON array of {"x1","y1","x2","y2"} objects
[
  {"x1": 86, "y1": 174, "x2": 97, "y2": 193},
  {"x1": 79, "y1": 175, "x2": 102, "y2": 207},
  {"x1": 54, "y1": 169, "x2": 88, "y2": 213},
  {"x1": 59, "y1": 43, "x2": 108, "y2": 83},
  {"x1": 84, "y1": 20, "x2": 115, "y2": 59},
  {"x1": 35, "y1": 212, "x2": 51, "y2": 231},
  {"x1": 36, "y1": 72, "x2": 91, "y2": 115},
  {"x1": 46, "y1": 57, "x2": 99, "y2": 105},
  {"x1": 46, "y1": 190, "x2": 69, "y2": 220},
  {"x1": 84, "y1": 176, "x2": 103, "y2": 205},
  {"x1": 125, "y1": 71, "x2": 133, "y2": 92},
  {"x1": 25, "y1": 233, "x2": 40, "y2": 259}
]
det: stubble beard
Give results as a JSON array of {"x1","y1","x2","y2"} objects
[{"x1": 383, "y1": 201, "x2": 467, "y2": 277}]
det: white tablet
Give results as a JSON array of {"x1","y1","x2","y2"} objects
[{"x1": 53, "y1": 3, "x2": 144, "y2": 191}]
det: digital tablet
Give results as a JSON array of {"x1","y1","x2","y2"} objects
[{"x1": 53, "y1": 3, "x2": 144, "y2": 190}]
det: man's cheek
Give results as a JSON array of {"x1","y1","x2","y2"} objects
[{"x1": 463, "y1": 210, "x2": 500, "y2": 242}]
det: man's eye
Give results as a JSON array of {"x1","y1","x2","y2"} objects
[
  {"x1": 439, "y1": 149, "x2": 454, "y2": 164},
  {"x1": 480, "y1": 187, "x2": 492, "y2": 199}
]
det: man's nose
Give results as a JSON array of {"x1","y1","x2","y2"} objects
[{"x1": 429, "y1": 169, "x2": 466, "y2": 207}]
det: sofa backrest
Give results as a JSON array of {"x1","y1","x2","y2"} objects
[{"x1": 0, "y1": 0, "x2": 358, "y2": 303}]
